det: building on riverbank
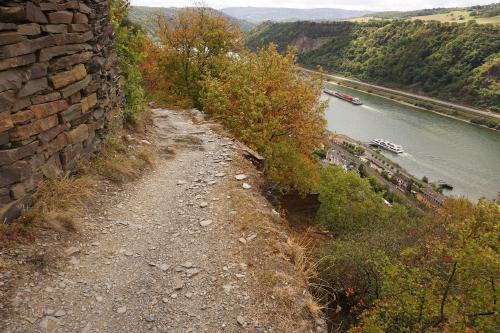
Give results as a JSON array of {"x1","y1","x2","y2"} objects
[
  {"x1": 325, "y1": 147, "x2": 359, "y2": 171},
  {"x1": 392, "y1": 172, "x2": 413, "y2": 192},
  {"x1": 416, "y1": 187, "x2": 447, "y2": 210}
]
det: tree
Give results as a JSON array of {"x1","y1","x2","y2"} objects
[
  {"x1": 465, "y1": 53, "x2": 500, "y2": 111},
  {"x1": 354, "y1": 198, "x2": 499, "y2": 332},
  {"x1": 201, "y1": 45, "x2": 327, "y2": 192},
  {"x1": 315, "y1": 166, "x2": 414, "y2": 327},
  {"x1": 316, "y1": 166, "x2": 391, "y2": 235},
  {"x1": 140, "y1": 38, "x2": 161, "y2": 93},
  {"x1": 154, "y1": 7, "x2": 242, "y2": 108}
]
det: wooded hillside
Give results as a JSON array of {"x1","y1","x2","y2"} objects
[
  {"x1": 129, "y1": 6, "x2": 255, "y2": 36},
  {"x1": 246, "y1": 20, "x2": 500, "y2": 110}
]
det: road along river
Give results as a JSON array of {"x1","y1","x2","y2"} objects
[{"x1": 322, "y1": 85, "x2": 500, "y2": 201}]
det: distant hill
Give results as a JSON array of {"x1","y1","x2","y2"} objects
[
  {"x1": 221, "y1": 7, "x2": 373, "y2": 23},
  {"x1": 368, "y1": 3, "x2": 500, "y2": 19},
  {"x1": 354, "y1": 3, "x2": 500, "y2": 25},
  {"x1": 129, "y1": 6, "x2": 255, "y2": 36}
]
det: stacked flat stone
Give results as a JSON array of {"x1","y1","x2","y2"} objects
[{"x1": 0, "y1": 1, "x2": 123, "y2": 222}]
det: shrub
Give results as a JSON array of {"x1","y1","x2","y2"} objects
[{"x1": 109, "y1": 0, "x2": 147, "y2": 124}]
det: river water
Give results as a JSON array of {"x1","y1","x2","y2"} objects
[{"x1": 322, "y1": 85, "x2": 500, "y2": 201}]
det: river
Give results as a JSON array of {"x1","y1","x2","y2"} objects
[{"x1": 322, "y1": 85, "x2": 500, "y2": 201}]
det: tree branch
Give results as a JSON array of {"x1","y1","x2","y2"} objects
[
  {"x1": 466, "y1": 311, "x2": 496, "y2": 317},
  {"x1": 439, "y1": 262, "x2": 457, "y2": 323}
]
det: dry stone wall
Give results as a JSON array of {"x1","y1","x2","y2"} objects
[{"x1": 0, "y1": 0, "x2": 123, "y2": 222}]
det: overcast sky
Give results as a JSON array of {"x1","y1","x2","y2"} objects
[{"x1": 130, "y1": 0, "x2": 496, "y2": 11}]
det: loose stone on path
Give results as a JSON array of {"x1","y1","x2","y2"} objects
[{"x1": 199, "y1": 219, "x2": 213, "y2": 227}]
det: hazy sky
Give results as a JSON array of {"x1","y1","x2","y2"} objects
[{"x1": 130, "y1": 0, "x2": 496, "y2": 11}]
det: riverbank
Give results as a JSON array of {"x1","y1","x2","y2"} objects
[
  {"x1": 303, "y1": 68, "x2": 500, "y2": 132},
  {"x1": 325, "y1": 134, "x2": 445, "y2": 214},
  {"x1": 328, "y1": 81, "x2": 500, "y2": 133},
  {"x1": 322, "y1": 83, "x2": 500, "y2": 201}
]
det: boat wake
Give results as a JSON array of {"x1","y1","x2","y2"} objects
[
  {"x1": 402, "y1": 152, "x2": 421, "y2": 162},
  {"x1": 361, "y1": 105, "x2": 381, "y2": 113},
  {"x1": 401, "y1": 152, "x2": 441, "y2": 171}
]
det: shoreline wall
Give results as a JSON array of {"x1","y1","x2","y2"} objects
[{"x1": 0, "y1": 0, "x2": 122, "y2": 222}]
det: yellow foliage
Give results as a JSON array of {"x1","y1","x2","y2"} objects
[
  {"x1": 201, "y1": 45, "x2": 327, "y2": 192},
  {"x1": 152, "y1": 7, "x2": 243, "y2": 107}
]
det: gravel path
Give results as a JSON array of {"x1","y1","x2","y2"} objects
[{"x1": 1, "y1": 109, "x2": 323, "y2": 333}]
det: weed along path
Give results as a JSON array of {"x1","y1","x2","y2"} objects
[{"x1": 0, "y1": 109, "x2": 324, "y2": 333}]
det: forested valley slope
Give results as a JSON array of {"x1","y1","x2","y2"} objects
[{"x1": 246, "y1": 20, "x2": 500, "y2": 111}]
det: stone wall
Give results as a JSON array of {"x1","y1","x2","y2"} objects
[{"x1": 0, "y1": 1, "x2": 122, "y2": 222}]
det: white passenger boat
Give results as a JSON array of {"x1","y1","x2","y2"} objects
[{"x1": 370, "y1": 138, "x2": 404, "y2": 154}]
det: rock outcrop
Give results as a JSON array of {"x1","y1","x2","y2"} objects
[
  {"x1": 293, "y1": 35, "x2": 332, "y2": 53},
  {"x1": 0, "y1": 1, "x2": 123, "y2": 222}
]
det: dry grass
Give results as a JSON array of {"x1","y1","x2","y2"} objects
[
  {"x1": 42, "y1": 211, "x2": 80, "y2": 232},
  {"x1": 164, "y1": 146, "x2": 176, "y2": 155},
  {"x1": 30, "y1": 175, "x2": 95, "y2": 233},
  {"x1": 137, "y1": 147, "x2": 156, "y2": 166},
  {"x1": 226, "y1": 154, "x2": 325, "y2": 332},
  {"x1": 81, "y1": 107, "x2": 156, "y2": 182},
  {"x1": 269, "y1": 235, "x2": 324, "y2": 324},
  {"x1": 127, "y1": 108, "x2": 152, "y2": 133},
  {"x1": 286, "y1": 235, "x2": 319, "y2": 282},
  {"x1": 0, "y1": 175, "x2": 95, "y2": 247},
  {"x1": 33, "y1": 175, "x2": 95, "y2": 215},
  {"x1": 96, "y1": 146, "x2": 155, "y2": 182},
  {"x1": 0, "y1": 222, "x2": 33, "y2": 246},
  {"x1": 89, "y1": 133, "x2": 156, "y2": 183}
]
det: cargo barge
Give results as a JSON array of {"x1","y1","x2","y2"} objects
[{"x1": 324, "y1": 89, "x2": 362, "y2": 105}]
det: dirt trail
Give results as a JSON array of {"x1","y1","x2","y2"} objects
[{"x1": 0, "y1": 109, "x2": 324, "y2": 333}]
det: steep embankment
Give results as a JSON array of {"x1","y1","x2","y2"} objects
[
  {"x1": 0, "y1": 109, "x2": 325, "y2": 332},
  {"x1": 246, "y1": 20, "x2": 500, "y2": 110}
]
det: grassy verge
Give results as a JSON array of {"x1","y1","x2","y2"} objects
[{"x1": 228, "y1": 154, "x2": 325, "y2": 331}]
